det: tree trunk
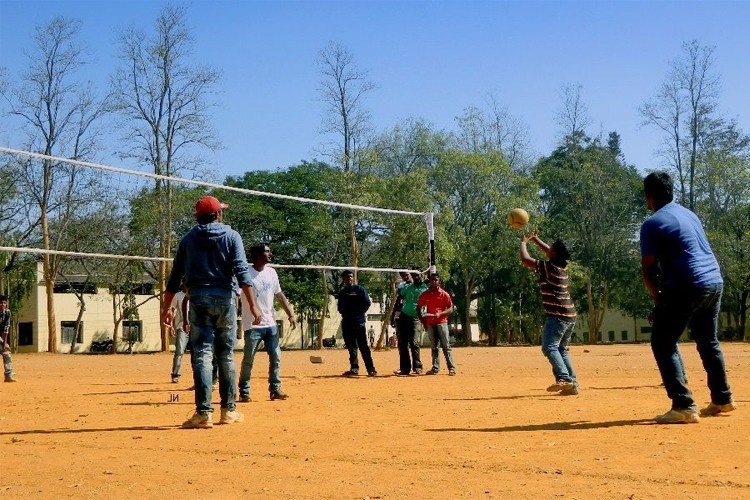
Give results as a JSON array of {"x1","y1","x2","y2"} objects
[
  {"x1": 741, "y1": 289, "x2": 748, "y2": 341},
  {"x1": 70, "y1": 295, "x2": 86, "y2": 354},
  {"x1": 585, "y1": 277, "x2": 609, "y2": 344},
  {"x1": 317, "y1": 269, "x2": 329, "y2": 351},
  {"x1": 463, "y1": 279, "x2": 475, "y2": 346},
  {"x1": 376, "y1": 277, "x2": 398, "y2": 350}
]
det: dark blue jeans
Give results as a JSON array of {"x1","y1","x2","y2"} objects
[
  {"x1": 341, "y1": 321, "x2": 375, "y2": 374},
  {"x1": 397, "y1": 315, "x2": 423, "y2": 374},
  {"x1": 651, "y1": 283, "x2": 732, "y2": 410}
]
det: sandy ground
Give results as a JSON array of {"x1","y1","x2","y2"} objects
[{"x1": 2, "y1": 342, "x2": 750, "y2": 499}]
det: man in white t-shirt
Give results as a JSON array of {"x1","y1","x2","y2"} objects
[{"x1": 238, "y1": 244, "x2": 297, "y2": 402}]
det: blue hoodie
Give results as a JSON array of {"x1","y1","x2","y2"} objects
[{"x1": 166, "y1": 222, "x2": 252, "y2": 297}]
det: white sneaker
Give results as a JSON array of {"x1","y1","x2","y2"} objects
[
  {"x1": 219, "y1": 408, "x2": 244, "y2": 425},
  {"x1": 182, "y1": 411, "x2": 213, "y2": 429}
]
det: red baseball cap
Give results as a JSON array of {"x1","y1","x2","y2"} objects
[{"x1": 194, "y1": 195, "x2": 229, "y2": 216}]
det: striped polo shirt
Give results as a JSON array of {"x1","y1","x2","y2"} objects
[{"x1": 536, "y1": 260, "x2": 576, "y2": 320}]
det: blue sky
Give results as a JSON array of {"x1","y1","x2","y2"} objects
[{"x1": 1, "y1": 0, "x2": 749, "y2": 181}]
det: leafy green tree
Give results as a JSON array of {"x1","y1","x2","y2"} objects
[{"x1": 431, "y1": 150, "x2": 537, "y2": 345}]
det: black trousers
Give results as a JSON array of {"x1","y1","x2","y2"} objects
[
  {"x1": 342, "y1": 321, "x2": 375, "y2": 374},
  {"x1": 397, "y1": 314, "x2": 423, "y2": 373}
]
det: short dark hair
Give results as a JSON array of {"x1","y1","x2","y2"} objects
[
  {"x1": 196, "y1": 212, "x2": 219, "y2": 224},
  {"x1": 250, "y1": 244, "x2": 269, "y2": 261},
  {"x1": 342, "y1": 270, "x2": 354, "y2": 277},
  {"x1": 644, "y1": 171, "x2": 674, "y2": 207},
  {"x1": 551, "y1": 239, "x2": 571, "y2": 266},
  {"x1": 0, "y1": 294, "x2": 7, "y2": 302}
]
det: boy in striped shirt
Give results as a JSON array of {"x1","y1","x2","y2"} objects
[{"x1": 520, "y1": 232, "x2": 578, "y2": 395}]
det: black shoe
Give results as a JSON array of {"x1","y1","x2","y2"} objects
[
  {"x1": 413, "y1": 369, "x2": 423, "y2": 375},
  {"x1": 393, "y1": 370, "x2": 410, "y2": 377},
  {"x1": 367, "y1": 371, "x2": 378, "y2": 377},
  {"x1": 425, "y1": 368, "x2": 439, "y2": 375},
  {"x1": 341, "y1": 370, "x2": 359, "y2": 377},
  {"x1": 238, "y1": 394, "x2": 251, "y2": 403},
  {"x1": 270, "y1": 390, "x2": 289, "y2": 400}
]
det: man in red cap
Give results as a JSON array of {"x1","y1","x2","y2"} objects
[{"x1": 163, "y1": 195, "x2": 261, "y2": 429}]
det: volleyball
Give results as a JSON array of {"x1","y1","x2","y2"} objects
[{"x1": 507, "y1": 208, "x2": 529, "y2": 229}]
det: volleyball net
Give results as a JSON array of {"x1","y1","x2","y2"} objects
[{"x1": 0, "y1": 146, "x2": 437, "y2": 276}]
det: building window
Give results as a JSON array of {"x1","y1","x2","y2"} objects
[
  {"x1": 122, "y1": 320, "x2": 143, "y2": 343},
  {"x1": 54, "y1": 282, "x2": 96, "y2": 294},
  {"x1": 621, "y1": 330, "x2": 628, "y2": 341},
  {"x1": 61, "y1": 321, "x2": 83, "y2": 344},
  {"x1": 18, "y1": 322, "x2": 33, "y2": 346},
  {"x1": 583, "y1": 332, "x2": 589, "y2": 343},
  {"x1": 640, "y1": 326, "x2": 653, "y2": 334},
  {"x1": 608, "y1": 330, "x2": 615, "y2": 342}
]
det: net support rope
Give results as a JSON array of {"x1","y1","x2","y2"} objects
[{"x1": 0, "y1": 147, "x2": 437, "y2": 274}]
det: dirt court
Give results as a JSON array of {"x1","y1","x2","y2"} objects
[{"x1": 2, "y1": 342, "x2": 749, "y2": 499}]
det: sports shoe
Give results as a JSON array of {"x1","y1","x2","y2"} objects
[
  {"x1": 560, "y1": 384, "x2": 579, "y2": 395},
  {"x1": 654, "y1": 408, "x2": 700, "y2": 424},
  {"x1": 238, "y1": 394, "x2": 251, "y2": 403},
  {"x1": 425, "y1": 368, "x2": 439, "y2": 375},
  {"x1": 4, "y1": 374, "x2": 17, "y2": 382},
  {"x1": 171, "y1": 376, "x2": 179, "y2": 384},
  {"x1": 700, "y1": 401, "x2": 736, "y2": 417},
  {"x1": 546, "y1": 379, "x2": 574, "y2": 392},
  {"x1": 367, "y1": 371, "x2": 378, "y2": 377},
  {"x1": 342, "y1": 370, "x2": 358, "y2": 377},
  {"x1": 413, "y1": 369, "x2": 423, "y2": 375},
  {"x1": 393, "y1": 370, "x2": 410, "y2": 377},
  {"x1": 270, "y1": 390, "x2": 289, "y2": 400},
  {"x1": 219, "y1": 408, "x2": 244, "y2": 424},
  {"x1": 448, "y1": 368, "x2": 456, "y2": 376},
  {"x1": 182, "y1": 411, "x2": 213, "y2": 429}
]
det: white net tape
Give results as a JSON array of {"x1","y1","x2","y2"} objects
[{"x1": 0, "y1": 147, "x2": 434, "y2": 274}]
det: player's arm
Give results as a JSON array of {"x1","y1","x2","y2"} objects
[
  {"x1": 641, "y1": 254, "x2": 660, "y2": 303},
  {"x1": 241, "y1": 284, "x2": 262, "y2": 325},
  {"x1": 2, "y1": 316, "x2": 10, "y2": 349},
  {"x1": 162, "y1": 290, "x2": 176, "y2": 327},
  {"x1": 275, "y1": 291, "x2": 297, "y2": 330},
  {"x1": 520, "y1": 233, "x2": 538, "y2": 269}
]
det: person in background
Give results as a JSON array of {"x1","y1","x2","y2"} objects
[
  {"x1": 394, "y1": 270, "x2": 427, "y2": 376},
  {"x1": 417, "y1": 273, "x2": 456, "y2": 376},
  {"x1": 337, "y1": 270, "x2": 377, "y2": 377},
  {"x1": 168, "y1": 284, "x2": 190, "y2": 384},
  {"x1": 0, "y1": 295, "x2": 16, "y2": 382},
  {"x1": 640, "y1": 171, "x2": 734, "y2": 424},
  {"x1": 238, "y1": 244, "x2": 297, "y2": 402}
]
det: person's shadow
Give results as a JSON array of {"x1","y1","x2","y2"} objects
[{"x1": 427, "y1": 418, "x2": 654, "y2": 433}]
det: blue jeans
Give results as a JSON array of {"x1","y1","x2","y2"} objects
[
  {"x1": 2, "y1": 347, "x2": 12, "y2": 377},
  {"x1": 188, "y1": 290, "x2": 238, "y2": 413},
  {"x1": 171, "y1": 328, "x2": 188, "y2": 378},
  {"x1": 426, "y1": 323, "x2": 455, "y2": 371},
  {"x1": 238, "y1": 326, "x2": 282, "y2": 397},
  {"x1": 651, "y1": 283, "x2": 732, "y2": 410},
  {"x1": 541, "y1": 316, "x2": 577, "y2": 383}
]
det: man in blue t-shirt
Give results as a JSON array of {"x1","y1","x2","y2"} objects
[{"x1": 640, "y1": 171, "x2": 734, "y2": 424}]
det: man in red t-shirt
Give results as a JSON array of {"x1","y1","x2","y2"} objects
[{"x1": 417, "y1": 273, "x2": 456, "y2": 375}]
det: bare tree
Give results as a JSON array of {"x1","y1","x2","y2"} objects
[
  {"x1": 110, "y1": 4, "x2": 220, "y2": 351},
  {"x1": 454, "y1": 95, "x2": 534, "y2": 172},
  {"x1": 317, "y1": 41, "x2": 376, "y2": 173},
  {"x1": 640, "y1": 40, "x2": 720, "y2": 211},
  {"x1": 4, "y1": 17, "x2": 107, "y2": 352},
  {"x1": 555, "y1": 83, "x2": 591, "y2": 140}
]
